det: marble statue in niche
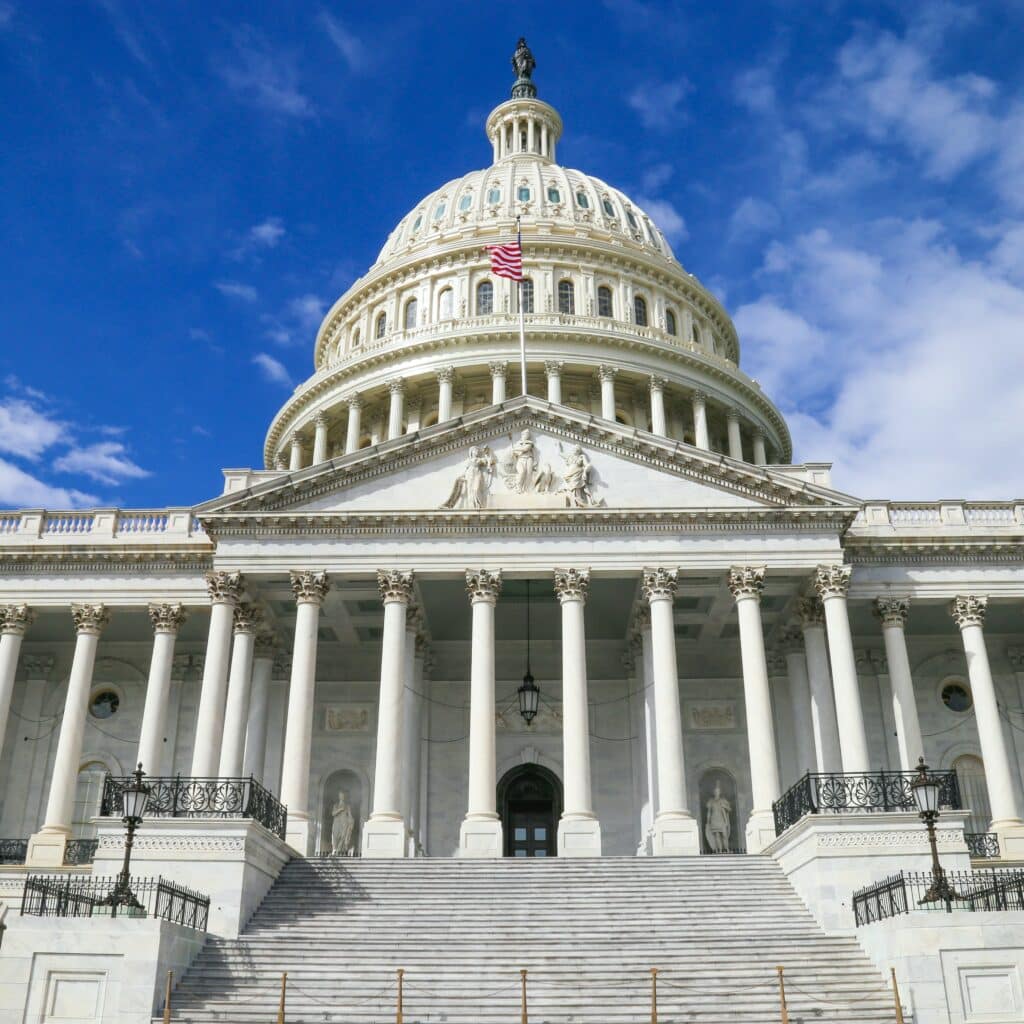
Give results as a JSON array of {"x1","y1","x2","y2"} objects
[
  {"x1": 699, "y1": 769, "x2": 738, "y2": 854},
  {"x1": 321, "y1": 769, "x2": 363, "y2": 857},
  {"x1": 441, "y1": 446, "x2": 496, "y2": 509},
  {"x1": 331, "y1": 791, "x2": 356, "y2": 856}
]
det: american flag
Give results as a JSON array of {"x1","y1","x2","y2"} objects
[{"x1": 486, "y1": 241, "x2": 523, "y2": 281}]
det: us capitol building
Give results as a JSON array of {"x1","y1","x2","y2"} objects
[{"x1": 1, "y1": 40, "x2": 1023, "y2": 1024}]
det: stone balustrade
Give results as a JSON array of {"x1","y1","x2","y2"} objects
[
  {"x1": 0, "y1": 508, "x2": 207, "y2": 545},
  {"x1": 852, "y1": 501, "x2": 1024, "y2": 533}
]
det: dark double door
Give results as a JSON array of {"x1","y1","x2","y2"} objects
[{"x1": 499, "y1": 765, "x2": 561, "y2": 857}]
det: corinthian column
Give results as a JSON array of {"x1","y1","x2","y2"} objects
[
  {"x1": 280, "y1": 570, "x2": 329, "y2": 854},
  {"x1": 436, "y1": 366, "x2": 455, "y2": 423},
  {"x1": 874, "y1": 598, "x2": 924, "y2": 771},
  {"x1": 345, "y1": 395, "x2": 363, "y2": 454},
  {"x1": 387, "y1": 379, "x2": 406, "y2": 440},
  {"x1": 490, "y1": 361, "x2": 508, "y2": 404},
  {"x1": 28, "y1": 604, "x2": 109, "y2": 866},
  {"x1": 814, "y1": 565, "x2": 870, "y2": 773},
  {"x1": 0, "y1": 605, "x2": 33, "y2": 766},
  {"x1": 728, "y1": 567, "x2": 781, "y2": 852},
  {"x1": 460, "y1": 570, "x2": 503, "y2": 857},
  {"x1": 726, "y1": 409, "x2": 743, "y2": 461},
  {"x1": 554, "y1": 568, "x2": 602, "y2": 856},
  {"x1": 798, "y1": 596, "x2": 842, "y2": 773},
  {"x1": 364, "y1": 570, "x2": 414, "y2": 858},
  {"x1": 191, "y1": 571, "x2": 244, "y2": 776},
  {"x1": 691, "y1": 391, "x2": 709, "y2": 450},
  {"x1": 243, "y1": 631, "x2": 276, "y2": 781},
  {"x1": 312, "y1": 412, "x2": 329, "y2": 464},
  {"x1": 218, "y1": 603, "x2": 262, "y2": 777},
  {"x1": 643, "y1": 568, "x2": 700, "y2": 855},
  {"x1": 951, "y1": 596, "x2": 1024, "y2": 847},
  {"x1": 598, "y1": 365, "x2": 617, "y2": 420},
  {"x1": 544, "y1": 360, "x2": 563, "y2": 404},
  {"x1": 778, "y1": 627, "x2": 816, "y2": 777},
  {"x1": 136, "y1": 603, "x2": 186, "y2": 776},
  {"x1": 648, "y1": 377, "x2": 667, "y2": 436}
]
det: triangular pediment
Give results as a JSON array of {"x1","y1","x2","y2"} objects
[{"x1": 198, "y1": 399, "x2": 859, "y2": 526}]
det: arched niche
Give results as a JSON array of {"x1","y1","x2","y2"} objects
[
  {"x1": 319, "y1": 768, "x2": 365, "y2": 858},
  {"x1": 698, "y1": 767, "x2": 740, "y2": 854}
]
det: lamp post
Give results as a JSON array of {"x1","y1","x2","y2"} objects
[
  {"x1": 102, "y1": 762, "x2": 151, "y2": 915},
  {"x1": 910, "y1": 756, "x2": 961, "y2": 907}
]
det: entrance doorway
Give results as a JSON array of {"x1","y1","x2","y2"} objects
[{"x1": 497, "y1": 764, "x2": 562, "y2": 857}]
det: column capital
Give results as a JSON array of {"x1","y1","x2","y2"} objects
[
  {"x1": 233, "y1": 602, "x2": 263, "y2": 634},
  {"x1": 254, "y1": 629, "x2": 279, "y2": 659},
  {"x1": 23, "y1": 654, "x2": 55, "y2": 679},
  {"x1": 874, "y1": 597, "x2": 909, "y2": 628},
  {"x1": 290, "y1": 570, "x2": 330, "y2": 605},
  {"x1": 641, "y1": 567, "x2": 678, "y2": 603},
  {"x1": 726, "y1": 407, "x2": 741, "y2": 424},
  {"x1": 274, "y1": 453, "x2": 288, "y2": 471},
  {"x1": 488, "y1": 360, "x2": 508, "y2": 379},
  {"x1": 692, "y1": 389, "x2": 707, "y2": 404},
  {"x1": 798, "y1": 596, "x2": 825, "y2": 627},
  {"x1": 290, "y1": 432, "x2": 305, "y2": 448},
  {"x1": 728, "y1": 566, "x2": 766, "y2": 601},
  {"x1": 752, "y1": 426, "x2": 767, "y2": 440},
  {"x1": 347, "y1": 393, "x2": 364, "y2": 410},
  {"x1": 272, "y1": 649, "x2": 292, "y2": 679},
  {"x1": 648, "y1": 376, "x2": 667, "y2": 394},
  {"x1": 766, "y1": 649, "x2": 786, "y2": 674},
  {"x1": 148, "y1": 602, "x2": 187, "y2": 635},
  {"x1": 377, "y1": 569, "x2": 414, "y2": 605},
  {"x1": 856, "y1": 648, "x2": 888, "y2": 675},
  {"x1": 553, "y1": 567, "x2": 590, "y2": 603},
  {"x1": 951, "y1": 594, "x2": 987, "y2": 629},
  {"x1": 814, "y1": 564, "x2": 852, "y2": 600},
  {"x1": 597, "y1": 364, "x2": 618, "y2": 382},
  {"x1": 313, "y1": 411, "x2": 328, "y2": 428},
  {"x1": 0, "y1": 603, "x2": 34, "y2": 636},
  {"x1": 387, "y1": 377, "x2": 406, "y2": 395},
  {"x1": 543, "y1": 359, "x2": 564, "y2": 377},
  {"x1": 466, "y1": 569, "x2": 502, "y2": 604},
  {"x1": 436, "y1": 365, "x2": 455, "y2": 384},
  {"x1": 206, "y1": 570, "x2": 244, "y2": 606},
  {"x1": 631, "y1": 605, "x2": 652, "y2": 633},
  {"x1": 777, "y1": 626, "x2": 804, "y2": 653},
  {"x1": 71, "y1": 603, "x2": 109, "y2": 637}
]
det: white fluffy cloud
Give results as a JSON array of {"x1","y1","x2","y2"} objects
[
  {"x1": 0, "y1": 397, "x2": 66, "y2": 460},
  {"x1": 215, "y1": 280, "x2": 259, "y2": 303},
  {"x1": 628, "y1": 78, "x2": 691, "y2": 131},
  {"x1": 635, "y1": 197, "x2": 688, "y2": 244},
  {"x1": 0, "y1": 459, "x2": 97, "y2": 509},
  {"x1": 252, "y1": 352, "x2": 292, "y2": 387},
  {"x1": 53, "y1": 442, "x2": 149, "y2": 486}
]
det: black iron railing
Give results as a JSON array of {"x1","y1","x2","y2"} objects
[
  {"x1": 21, "y1": 874, "x2": 209, "y2": 930},
  {"x1": 0, "y1": 839, "x2": 27, "y2": 865},
  {"x1": 63, "y1": 838, "x2": 98, "y2": 865},
  {"x1": 966, "y1": 832, "x2": 1001, "y2": 859},
  {"x1": 854, "y1": 868, "x2": 1024, "y2": 924},
  {"x1": 100, "y1": 774, "x2": 287, "y2": 840},
  {"x1": 772, "y1": 769, "x2": 962, "y2": 835}
]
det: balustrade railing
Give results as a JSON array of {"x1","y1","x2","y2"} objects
[
  {"x1": 772, "y1": 769, "x2": 962, "y2": 836},
  {"x1": 100, "y1": 774, "x2": 287, "y2": 840},
  {"x1": 854, "y1": 869, "x2": 1024, "y2": 924},
  {"x1": 0, "y1": 839, "x2": 28, "y2": 864},
  {"x1": 965, "y1": 832, "x2": 1001, "y2": 859},
  {"x1": 63, "y1": 838, "x2": 98, "y2": 865},
  {"x1": 21, "y1": 874, "x2": 209, "y2": 930}
]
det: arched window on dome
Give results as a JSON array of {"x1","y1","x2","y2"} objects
[
  {"x1": 375, "y1": 312, "x2": 387, "y2": 339},
  {"x1": 597, "y1": 285, "x2": 613, "y2": 318},
  {"x1": 634, "y1": 295, "x2": 648, "y2": 327},
  {"x1": 691, "y1": 320, "x2": 701, "y2": 346},
  {"x1": 459, "y1": 193, "x2": 473, "y2": 212},
  {"x1": 519, "y1": 278, "x2": 535, "y2": 314},
  {"x1": 602, "y1": 197, "x2": 616, "y2": 218},
  {"x1": 476, "y1": 280, "x2": 493, "y2": 315},
  {"x1": 575, "y1": 191, "x2": 589, "y2": 209},
  {"x1": 404, "y1": 298, "x2": 418, "y2": 331},
  {"x1": 558, "y1": 279, "x2": 575, "y2": 315},
  {"x1": 438, "y1": 287, "x2": 454, "y2": 320},
  {"x1": 665, "y1": 308, "x2": 678, "y2": 336},
  {"x1": 351, "y1": 326, "x2": 361, "y2": 349}
]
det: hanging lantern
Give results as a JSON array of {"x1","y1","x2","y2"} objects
[{"x1": 518, "y1": 671, "x2": 540, "y2": 723}]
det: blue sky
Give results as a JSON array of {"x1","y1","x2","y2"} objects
[{"x1": 1, "y1": 1, "x2": 1023, "y2": 508}]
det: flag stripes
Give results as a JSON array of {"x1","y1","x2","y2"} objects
[{"x1": 486, "y1": 242, "x2": 523, "y2": 281}]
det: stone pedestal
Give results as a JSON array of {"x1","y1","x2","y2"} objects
[
  {"x1": 458, "y1": 817, "x2": 503, "y2": 858},
  {"x1": 362, "y1": 817, "x2": 409, "y2": 858},
  {"x1": 25, "y1": 830, "x2": 68, "y2": 868},
  {"x1": 745, "y1": 808, "x2": 778, "y2": 855},
  {"x1": 995, "y1": 822, "x2": 1024, "y2": 859},
  {"x1": 92, "y1": 817, "x2": 292, "y2": 938},
  {"x1": 558, "y1": 815, "x2": 602, "y2": 857},
  {"x1": 652, "y1": 813, "x2": 701, "y2": 856},
  {"x1": 285, "y1": 814, "x2": 314, "y2": 858}
]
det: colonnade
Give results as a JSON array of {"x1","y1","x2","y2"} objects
[
  {"x1": 278, "y1": 360, "x2": 772, "y2": 470},
  {"x1": 2, "y1": 561, "x2": 1023, "y2": 863}
]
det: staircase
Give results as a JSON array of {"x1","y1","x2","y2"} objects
[{"x1": 165, "y1": 856, "x2": 894, "y2": 1023}]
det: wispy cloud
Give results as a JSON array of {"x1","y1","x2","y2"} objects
[
  {"x1": 95, "y1": 0, "x2": 153, "y2": 68},
  {"x1": 220, "y1": 27, "x2": 314, "y2": 119},
  {"x1": 53, "y1": 441, "x2": 149, "y2": 485},
  {"x1": 635, "y1": 196, "x2": 688, "y2": 244},
  {"x1": 628, "y1": 78, "x2": 691, "y2": 131},
  {"x1": 215, "y1": 280, "x2": 259, "y2": 303},
  {"x1": 261, "y1": 293, "x2": 327, "y2": 346},
  {"x1": 729, "y1": 196, "x2": 780, "y2": 240},
  {"x1": 0, "y1": 396, "x2": 65, "y2": 460},
  {"x1": 252, "y1": 352, "x2": 292, "y2": 387},
  {"x1": 0, "y1": 459, "x2": 97, "y2": 509},
  {"x1": 230, "y1": 217, "x2": 285, "y2": 260},
  {"x1": 318, "y1": 11, "x2": 367, "y2": 73}
]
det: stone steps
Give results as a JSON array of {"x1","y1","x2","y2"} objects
[{"x1": 162, "y1": 856, "x2": 892, "y2": 1023}]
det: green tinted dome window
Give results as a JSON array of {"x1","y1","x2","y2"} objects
[
  {"x1": 602, "y1": 198, "x2": 615, "y2": 217},
  {"x1": 459, "y1": 194, "x2": 473, "y2": 211},
  {"x1": 575, "y1": 191, "x2": 589, "y2": 208},
  {"x1": 487, "y1": 188, "x2": 501, "y2": 204},
  {"x1": 433, "y1": 202, "x2": 446, "y2": 219},
  {"x1": 626, "y1": 210, "x2": 638, "y2": 228},
  {"x1": 412, "y1": 214, "x2": 422, "y2": 232},
  {"x1": 547, "y1": 186, "x2": 560, "y2": 203},
  {"x1": 518, "y1": 186, "x2": 531, "y2": 202}
]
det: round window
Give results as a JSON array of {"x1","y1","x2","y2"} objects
[
  {"x1": 90, "y1": 689, "x2": 120, "y2": 719},
  {"x1": 941, "y1": 681, "x2": 973, "y2": 713}
]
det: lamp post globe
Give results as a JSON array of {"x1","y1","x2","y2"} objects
[
  {"x1": 104, "y1": 762, "x2": 151, "y2": 914},
  {"x1": 911, "y1": 756, "x2": 961, "y2": 906}
]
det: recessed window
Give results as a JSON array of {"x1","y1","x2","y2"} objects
[
  {"x1": 351, "y1": 326, "x2": 361, "y2": 348},
  {"x1": 666, "y1": 308, "x2": 678, "y2": 336},
  {"x1": 433, "y1": 202, "x2": 446, "y2": 220},
  {"x1": 575, "y1": 191, "x2": 589, "y2": 209},
  {"x1": 476, "y1": 280, "x2": 493, "y2": 315},
  {"x1": 691, "y1": 321, "x2": 701, "y2": 345},
  {"x1": 547, "y1": 186, "x2": 560, "y2": 203},
  {"x1": 90, "y1": 689, "x2": 119, "y2": 720},
  {"x1": 487, "y1": 187, "x2": 501, "y2": 204},
  {"x1": 634, "y1": 295, "x2": 648, "y2": 327},
  {"x1": 520, "y1": 278, "x2": 534, "y2": 314},
  {"x1": 626, "y1": 210, "x2": 639, "y2": 229},
  {"x1": 597, "y1": 285, "x2": 613, "y2": 318},
  {"x1": 602, "y1": 198, "x2": 615, "y2": 217},
  {"x1": 438, "y1": 288, "x2": 453, "y2": 320},
  {"x1": 941, "y1": 680, "x2": 973, "y2": 713},
  {"x1": 403, "y1": 298, "x2": 418, "y2": 330},
  {"x1": 375, "y1": 312, "x2": 387, "y2": 339},
  {"x1": 458, "y1": 194, "x2": 473, "y2": 211},
  {"x1": 518, "y1": 186, "x2": 531, "y2": 202},
  {"x1": 558, "y1": 279, "x2": 575, "y2": 315},
  {"x1": 411, "y1": 214, "x2": 422, "y2": 232}
]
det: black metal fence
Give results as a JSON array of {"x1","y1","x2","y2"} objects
[
  {"x1": 772, "y1": 769, "x2": 962, "y2": 835},
  {"x1": 0, "y1": 839, "x2": 27, "y2": 865},
  {"x1": 854, "y1": 868, "x2": 1024, "y2": 925},
  {"x1": 21, "y1": 874, "x2": 209, "y2": 930},
  {"x1": 100, "y1": 774, "x2": 287, "y2": 840},
  {"x1": 966, "y1": 832, "x2": 1001, "y2": 859}
]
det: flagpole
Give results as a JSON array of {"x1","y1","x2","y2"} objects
[{"x1": 516, "y1": 215, "x2": 527, "y2": 397}]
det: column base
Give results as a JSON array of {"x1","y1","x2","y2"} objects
[
  {"x1": 458, "y1": 816, "x2": 503, "y2": 858},
  {"x1": 26, "y1": 828, "x2": 69, "y2": 868},
  {"x1": 652, "y1": 812, "x2": 701, "y2": 856},
  {"x1": 284, "y1": 814, "x2": 313, "y2": 857},
  {"x1": 992, "y1": 819, "x2": 1024, "y2": 859},
  {"x1": 558, "y1": 814, "x2": 602, "y2": 857},
  {"x1": 745, "y1": 809, "x2": 778, "y2": 854},
  {"x1": 361, "y1": 816, "x2": 408, "y2": 859}
]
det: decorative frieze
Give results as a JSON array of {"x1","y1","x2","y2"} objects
[
  {"x1": 466, "y1": 569, "x2": 502, "y2": 604},
  {"x1": 148, "y1": 602, "x2": 186, "y2": 635},
  {"x1": 686, "y1": 700, "x2": 737, "y2": 731},
  {"x1": 0, "y1": 603, "x2": 34, "y2": 636},
  {"x1": 798, "y1": 596, "x2": 825, "y2": 627},
  {"x1": 951, "y1": 594, "x2": 987, "y2": 629},
  {"x1": 814, "y1": 564, "x2": 851, "y2": 600},
  {"x1": 553, "y1": 567, "x2": 590, "y2": 602},
  {"x1": 290, "y1": 570, "x2": 330, "y2": 605},
  {"x1": 874, "y1": 597, "x2": 909, "y2": 628},
  {"x1": 206, "y1": 570, "x2": 244, "y2": 605},
  {"x1": 377, "y1": 569, "x2": 415, "y2": 604},
  {"x1": 325, "y1": 705, "x2": 372, "y2": 732},
  {"x1": 641, "y1": 567, "x2": 677, "y2": 602},
  {"x1": 727, "y1": 566, "x2": 765, "y2": 600},
  {"x1": 71, "y1": 603, "x2": 109, "y2": 636}
]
